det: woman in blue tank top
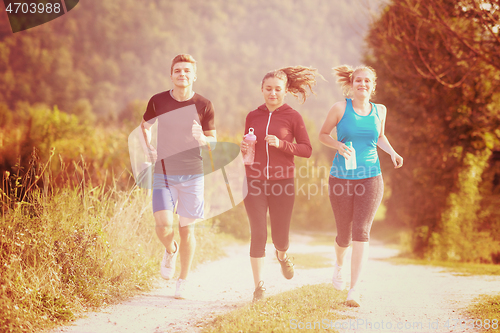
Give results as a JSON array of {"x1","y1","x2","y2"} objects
[{"x1": 319, "y1": 65, "x2": 403, "y2": 307}]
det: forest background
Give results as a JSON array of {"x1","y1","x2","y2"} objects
[
  {"x1": 0, "y1": 0, "x2": 500, "y2": 330},
  {"x1": 0, "y1": 0, "x2": 381, "y2": 234},
  {"x1": 1, "y1": 0, "x2": 500, "y2": 262}
]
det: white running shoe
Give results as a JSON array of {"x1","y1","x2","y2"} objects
[
  {"x1": 346, "y1": 288, "x2": 361, "y2": 307},
  {"x1": 332, "y1": 262, "x2": 346, "y2": 290},
  {"x1": 175, "y1": 278, "x2": 187, "y2": 299},
  {"x1": 160, "y1": 241, "x2": 178, "y2": 280}
]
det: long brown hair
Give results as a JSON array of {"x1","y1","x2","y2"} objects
[
  {"x1": 261, "y1": 66, "x2": 321, "y2": 103},
  {"x1": 333, "y1": 65, "x2": 377, "y2": 97}
]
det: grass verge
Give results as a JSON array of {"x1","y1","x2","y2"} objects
[
  {"x1": 1, "y1": 184, "x2": 229, "y2": 333},
  {"x1": 384, "y1": 257, "x2": 500, "y2": 276},
  {"x1": 290, "y1": 253, "x2": 333, "y2": 269},
  {"x1": 464, "y1": 294, "x2": 500, "y2": 332},
  {"x1": 201, "y1": 283, "x2": 350, "y2": 333}
]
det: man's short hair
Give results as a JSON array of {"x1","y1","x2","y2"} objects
[{"x1": 171, "y1": 54, "x2": 197, "y2": 74}]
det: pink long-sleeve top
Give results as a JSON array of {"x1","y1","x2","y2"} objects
[{"x1": 244, "y1": 103, "x2": 312, "y2": 180}]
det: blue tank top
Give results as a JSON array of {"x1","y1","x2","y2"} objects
[{"x1": 330, "y1": 98, "x2": 382, "y2": 179}]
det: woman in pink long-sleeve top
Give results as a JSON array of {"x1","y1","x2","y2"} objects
[{"x1": 240, "y1": 66, "x2": 320, "y2": 302}]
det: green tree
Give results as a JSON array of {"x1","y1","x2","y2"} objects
[{"x1": 366, "y1": 0, "x2": 500, "y2": 262}]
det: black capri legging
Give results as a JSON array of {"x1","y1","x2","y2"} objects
[
  {"x1": 244, "y1": 178, "x2": 295, "y2": 258},
  {"x1": 329, "y1": 175, "x2": 384, "y2": 247}
]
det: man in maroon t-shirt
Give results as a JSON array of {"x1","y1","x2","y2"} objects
[{"x1": 140, "y1": 54, "x2": 216, "y2": 299}]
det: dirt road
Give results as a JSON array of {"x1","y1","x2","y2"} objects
[{"x1": 50, "y1": 234, "x2": 500, "y2": 333}]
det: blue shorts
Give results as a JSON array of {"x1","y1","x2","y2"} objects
[{"x1": 152, "y1": 174, "x2": 204, "y2": 219}]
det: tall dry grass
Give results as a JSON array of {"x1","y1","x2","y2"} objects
[{"x1": 0, "y1": 149, "x2": 225, "y2": 332}]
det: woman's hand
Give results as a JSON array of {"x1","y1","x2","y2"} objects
[
  {"x1": 391, "y1": 152, "x2": 403, "y2": 168},
  {"x1": 264, "y1": 135, "x2": 280, "y2": 148},
  {"x1": 335, "y1": 141, "x2": 353, "y2": 160},
  {"x1": 241, "y1": 139, "x2": 256, "y2": 153},
  {"x1": 241, "y1": 139, "x2": 249, "y2": 153}
]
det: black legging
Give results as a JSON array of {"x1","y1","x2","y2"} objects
[
  {"x1": 329, "y1": 175, "x2": 384, "y2": 247},
  {"x1": 244, "y1": 178, "x2": 295, "y2": 258}
]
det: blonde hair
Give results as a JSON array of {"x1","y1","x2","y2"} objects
[
  {"x1": 333, "y1": 65, "x2": 377, "y2": 97},
  {"x1": 171, "y1": 54, "x2": 197, "y2": 74},
  {"x1": 261, "y1": 66, "x2": 320, "y2": 103}
]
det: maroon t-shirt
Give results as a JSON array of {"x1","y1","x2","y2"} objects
[
  {"x1": 244, "y1": 103, "x2": 312, "y2": 180},
  {"x1": 143, "y1": 90, "x2": 215, "y2": 175}
]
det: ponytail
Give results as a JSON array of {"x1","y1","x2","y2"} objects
[
  {"x1": 333, "y1": 65, "x2": 377, "y2": 97},
  {"x1": 261, "y1": 66, "x2": 321, "y2": 103}
]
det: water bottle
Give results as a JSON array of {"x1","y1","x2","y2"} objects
[
  {"x1": 345, "y1": 141, "x2": 357, "y2": 170},
  {"x1": 243, "y1": 128, "x2": 257, "y2": 165}
]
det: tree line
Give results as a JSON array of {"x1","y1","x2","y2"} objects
[
  {"x1": 0, "y1": 0, "x2": 377, "y2": 127},
  {"x1": 366, "y1": 0, "x2": 500, "y2": 263},
  {"x1": 2, "y1": 0, "x2": 498, "y2": 263},
  {"x1": 0, "y1": 0, "x2": 378, "y2": 181}
]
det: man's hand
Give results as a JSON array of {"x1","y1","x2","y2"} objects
[{"x1": 192, "y1": 120, "x2": 207, "y2": 146}]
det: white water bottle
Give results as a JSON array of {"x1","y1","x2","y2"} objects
[{"x1": 345, "y1": 141, "x2": 357, "y2": 170}]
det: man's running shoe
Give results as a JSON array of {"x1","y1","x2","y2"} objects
[
  {"x1": 175, "y1": 278, "x2": 188, "y2": 299},
  {"x1": 160, "y1": 241, "x2": 178, "y2": 280}
]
